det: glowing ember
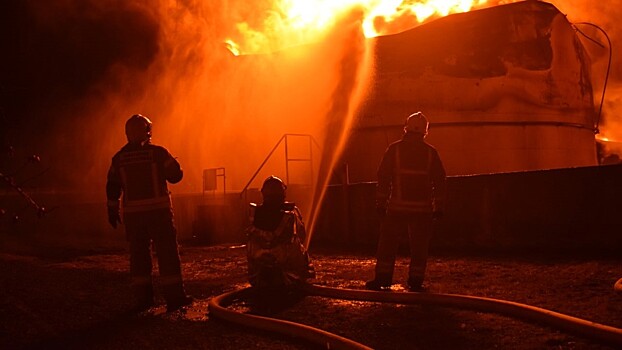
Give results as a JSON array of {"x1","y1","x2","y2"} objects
[
  {"x1": 226, "y1": 0, "x2": 492, "y2": 55},
  {"x1": 224, "y1": 39, "x2": 241, "y2": 56},
  {"x1": 596, "y1": 135, "x2": 620, "y2": 143},
  {"x1": 597, "y1": 135, "x2": 611, "y2": 142}
]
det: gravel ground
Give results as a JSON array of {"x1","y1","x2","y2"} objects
[{"x1": 1, "y1": 244, "x2": 621, "y2": 349}]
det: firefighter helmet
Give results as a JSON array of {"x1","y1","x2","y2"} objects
[
  {"x1": 404, "y1": 112, "x2": 429, "y2": 136},
  {"x1": 125, "y1": 114, "x2": 152, "y2": 143},
  {"x1": 261, "y1": 175, "x2": 287, "y2": 203}
]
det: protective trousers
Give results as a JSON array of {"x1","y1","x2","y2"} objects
[
  {"x1": 374, "y1": 212, "x2": 433, "y2": 284},
  {"x1": 125, "y1": 208, "x2": 186, "y2": 305}
]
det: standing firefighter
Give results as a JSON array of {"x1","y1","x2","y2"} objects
[
  {"x1": 246, "y1": 176, "x2": 314, "y2": 292},
  {"x1": 106, "y1": 114, "x2": 192, "y2": 312},
  {"x1": 366, "y1": 112, "x2": 446, "y2": 292}
]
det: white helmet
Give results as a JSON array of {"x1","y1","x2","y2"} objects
[{"x1": 404, "y1": 112, "x2": 429, "y2": 136}]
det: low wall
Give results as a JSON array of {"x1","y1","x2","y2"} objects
[
  {"x1": 313, "y1": 164, "x2": 622, "y2": 253},
  {"x1": 0, "y1": 192, "x2": 249, "y2": 253},
  {"x1": 2, "y1": 164, "x2": 621, "y2": 254}
]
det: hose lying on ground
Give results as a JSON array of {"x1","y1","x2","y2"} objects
[
  {"x1": 208, "y1": 287, "x2": 372, "y2": 350},
  {"x1": 209, "y1": 284, "x2": 622, "y2": 349}
]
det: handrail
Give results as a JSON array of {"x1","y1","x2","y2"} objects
[
  {"x1": 239, "y1": 135, "x2": 286, "y2": 198},
  {"x1": 239, "y1": 134, "x2": 320, "y2": 198}
]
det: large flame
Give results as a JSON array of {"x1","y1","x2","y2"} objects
[
  {"x1": 226, "y1": 0, "x2": 491, "y2": 55},
  {"x1": 219, "y1": 0, "x2": 498, "y2": 240}
]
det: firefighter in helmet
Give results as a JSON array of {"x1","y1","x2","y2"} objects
[
  {"x1": 246, "y1": 176, "x2": 314, "y2": 291},
  {"x1": 106, "y1": 114, "x2": 192, "y2": 312},
  {"x1": 366, "y1": 112, "x2": 446, "y2": 292}
]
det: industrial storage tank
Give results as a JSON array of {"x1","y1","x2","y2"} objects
[{"x1": 343, "y1": 1, "x2": 598, "y2": 181}]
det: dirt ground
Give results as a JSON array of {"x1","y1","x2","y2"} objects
[{"x1": 1, "y1": 243, "x2": 621, "y2": 350}]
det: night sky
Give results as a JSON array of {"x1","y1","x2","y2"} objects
[
  {"x1": 1, "y1": 1, "x2": 160, "y2": 149},
  {"x1": 0, "y1": 1, "x2": 191, "y2": 191}
]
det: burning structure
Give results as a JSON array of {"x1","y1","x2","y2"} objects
[
  {"x1": 342, "y1": 0, "x2": 598, "y2": 181},
  {"x1": 2, "y1": 1, "x2": 616, "y2": 251}
]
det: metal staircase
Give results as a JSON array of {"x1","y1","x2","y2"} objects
[{"x1": 240, "y1": 133, "x2": 320, "y2": 199}]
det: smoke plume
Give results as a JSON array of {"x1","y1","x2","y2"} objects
[
  {"x1": 1, "y1": 0, "x2": 621, "y2": 196},
  {"x1": 0, "y1": 0, "x2": 372, "y2": 200}
]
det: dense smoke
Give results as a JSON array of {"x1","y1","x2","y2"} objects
[
  {"x1": 0, "y1": 0, "x2": 371, "y2": 199},
  {"x1": 550, "y1": 0, "x2": 622, "y2": 144},
  {"x1": 1, "y1": 0, "x2": 621, "y2": 198},
  {"x1": 554, "y1": 0, "x2": 622, "y2": 162}
]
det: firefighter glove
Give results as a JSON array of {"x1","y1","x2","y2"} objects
[{"x1": 107, "y1": 205, "x2": 121, "y2": 229}]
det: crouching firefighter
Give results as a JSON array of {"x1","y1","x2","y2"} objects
[
  {"x1": 246, "y1": 176, "x2": 314, "y2": 293},
  {"x1": 106, "y1": 114, "x2": 192, "y2": 312}
]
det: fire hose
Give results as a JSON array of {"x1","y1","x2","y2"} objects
[
  {"x1": 208, "y1": 287, "x2": 372, "y2": 350},
  {"x1": 208, "y1": 284, "x2": 622, "y2": 349}
]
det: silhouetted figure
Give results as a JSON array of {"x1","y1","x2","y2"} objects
[
  {"x1": 106, "y1": 114, "x2": 192, "y2": 312},
  {"x1": 366, "y1": 112, "x2": 446, "y2": 292},
  {"x1": 246, "y1": 176, "x2": 314, "y2": 295}
]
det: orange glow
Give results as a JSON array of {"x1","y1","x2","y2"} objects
[
  {"x1": 596, "y1": 135, "x2": 621, "y2": 143},
  {"x1": 597, "y1": 135, "x2": 611, "y2": 142},
  {"x1": 15, "y1": 0, "x2": 620, "y2": 251},
  {"x1": 224, "y1": 39, "x2": 241, "y2": 56},
  {"x1": 219, "y1": 0, "x2": 504, "y2": 239},
  {"x1": 227, "y1": 0, "x2": 491, "y2": 55}
]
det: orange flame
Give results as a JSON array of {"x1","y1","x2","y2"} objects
[
  {"x1": 596, "y1": 135, "x2": 610, "y2": 142},
  {"x1": 596, "y1": 134, "x2": 621, "y2": 143},
  {"x1": 226, "y1": 0, "x2": 491, "y2": 55}
]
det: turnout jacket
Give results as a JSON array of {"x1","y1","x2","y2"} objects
[
  {"x1": 377, "y1": 133, "x2": 446, "y2": 214},
  {"x1": 106, "y1": 142, "x2": 182, "y2": 213},
  {"x1": 246, "y1": 202, "x2": 314, "y2": 288}
]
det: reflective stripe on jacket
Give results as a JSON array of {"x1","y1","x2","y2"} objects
[
  {"x1": 106, "y1": 143, "x2": 182, "y2": 213},
  {"x1": 389, "y1": 144, "x2": 433, "y2": 212},
  {"x1": 377, "y1": 133, "x2": 446, "y2": 214}
]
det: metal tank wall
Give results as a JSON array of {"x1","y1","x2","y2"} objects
[{"x1": 343, "y1": 1, "x2": 597, "y2": 181}]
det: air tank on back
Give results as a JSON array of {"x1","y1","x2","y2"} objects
[{"x1": 343, "y1": 1, "x2": 597, "y2": 181}]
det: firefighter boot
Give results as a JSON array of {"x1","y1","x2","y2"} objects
[
  {"x1": 365, "y1": 274, "x2": 392, "y2": 291},
  {"x1": 166, "y1": 295, "x2": 193, "y2": 312},
  {"x1": 131, "y1": 284, "x2": 155, "y2": 313},
  {"x1": 407, "y1": 276, "x2": 426, "y2": 292},
  {"x1": 163, "y1": 283, "x2": 193, "y2": 312}
]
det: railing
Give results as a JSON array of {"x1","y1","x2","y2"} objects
[
  {"x1": 240, "y1": 134, "x2": 320, "y2": 198},
  {"x1": 202, "y1": 167, "x2": 226, "y2": 196}
]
